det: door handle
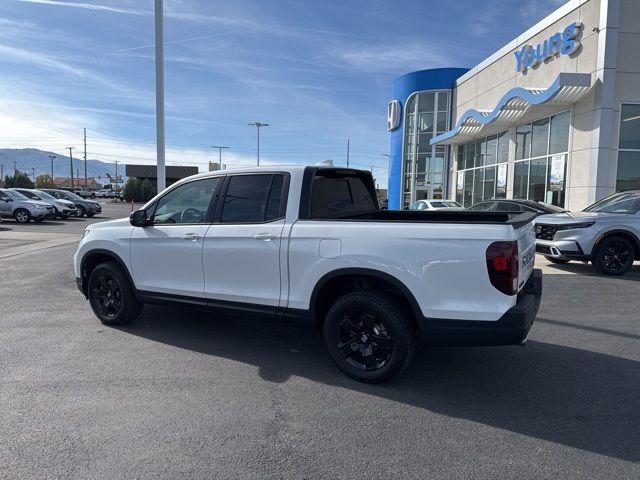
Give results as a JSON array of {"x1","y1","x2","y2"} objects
[
  {"x1": 181, "y1": 233, "x2": 201, "y2": 241},
  {"x1": 253, "y1": 232, "x2": 276, "y2": 241}
]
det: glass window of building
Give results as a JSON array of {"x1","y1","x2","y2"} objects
[
  {"x1": 513, "y1": 110, "x2": 570, "y2": 207},
  {"x1": 617, "y1": 104, "x2": 640, "y2": 191},
  {"x1": 454, "y1": 130, "x2": 509, "y2": 206},
  {"x1": 401, "y1": 90, "x2": 451, "y2": 208}
]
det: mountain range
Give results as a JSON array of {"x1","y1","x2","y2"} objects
[{"x1": 0, "y1": 148, "x2": 124, "y2": 183}]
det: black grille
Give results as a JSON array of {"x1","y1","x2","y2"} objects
[{"x1": 535, "y1": 224, "x2": 559, "y2": 241}]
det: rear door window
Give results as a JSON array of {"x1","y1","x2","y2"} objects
[
  {"x1": 309, "y1": 170, "x2": 377, "y2": 218},
  {"x1": 220, "y1": 174, "x2": 287, "y2": 223}
]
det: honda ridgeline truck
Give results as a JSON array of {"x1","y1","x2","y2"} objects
[{"x1": 74, "y1": 165, "x2": 542, "y2": 383}]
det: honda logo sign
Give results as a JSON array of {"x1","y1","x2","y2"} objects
[{"x1": 387, "y1": 100, "x2": 401, "y2": 132}]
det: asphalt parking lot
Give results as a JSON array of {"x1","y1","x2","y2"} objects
[{"x1": 1, "y1": 203, "x2": 638, "y2": 479}]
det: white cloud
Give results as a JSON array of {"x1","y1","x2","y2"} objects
[
  {"x1": 332, "y1": 43, "x2": 450, "y2": 72},
  {"x1": 11, "y1": 0, "x2": 148, "y2": 15}
]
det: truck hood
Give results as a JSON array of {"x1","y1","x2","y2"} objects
[
  {"x1": 535, "y1": 211, "x2": 624, "y2": 224},
  {"x1": 87, "y1": 217, "x2": 131, "y2": 230}
]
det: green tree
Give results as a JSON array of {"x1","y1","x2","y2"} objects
[
  {"x1": 35, "y1": 174, "x2": 53, "y2": 188},
  {"x1": 5, "y1": 173, "x2": 34, "y2": 188},
  {"x1": 122, "y1": 177, "x2": 140, "y2": 202},
  {"x1": 139, "y1": 179, "x2": 156, "y2": 202}
]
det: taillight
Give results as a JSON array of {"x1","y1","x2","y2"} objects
[{"x1": 486, "y1": 241, "x2": 519, "y2": 296}]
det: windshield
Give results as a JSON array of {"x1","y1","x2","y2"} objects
[
  {"x1": 34, "y1": 190, "x2": 57, "y2": 201},
  {"x1": 4, "y1": 190, "x2": 30, "y2": 201},
  {"x1": 59, "y1": 190, "x2": 82, "y2": 201},
  {"x1": 442, "y1": 201, "x2": 462, "y2": 208},
  {"x1": 583, "y1": 192, "x2": 640, "y2": 214},
  {"x1": 15, "y1": 189, "x2": 39, "y2": 199},
  {"x1": 534, "y1": 201, "x2": 566, "y2": 213}
]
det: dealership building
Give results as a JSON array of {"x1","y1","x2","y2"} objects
[{"x1": 387, "y1": 0, "x2": 640, "y2": 211}]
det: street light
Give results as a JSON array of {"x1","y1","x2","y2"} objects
[
  {"x1": 48, "y1": 155, "x2": 56, "y2": 188},
  {"x1": 248, "y1": 122, "x2": 269, "y2": 166},
  {"x1": 211, "y1": 145, "x2": 229, "y2": 170}
]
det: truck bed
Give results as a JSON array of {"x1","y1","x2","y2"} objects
[{"x1": 312, "y1": 209, "x2": 536, "y2": 228}]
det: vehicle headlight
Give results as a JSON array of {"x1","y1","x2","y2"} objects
[
  {"x1": 35, "y1": 203, "x2": 49, "y2": 208},
  {"x1": 83, "y1": 228, "x2": 91, "y2": 238},
  {"x1": 556, "y1": 222, "x2": 595, "y2": 231}
]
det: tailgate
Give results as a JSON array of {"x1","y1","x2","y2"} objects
[{"x1": 516, "y1": 219, "x2": 536, "y2": 291}]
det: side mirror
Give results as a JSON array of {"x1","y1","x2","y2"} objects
[{"x1": 129, "y1": 209, "x2": 150, "y2": 227}]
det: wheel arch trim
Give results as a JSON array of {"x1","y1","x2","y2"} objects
[
  {"x1": 309, "y1": 267, "x2": 422, "y2": 326},
  {"x1": 592, "y1": 229, "x2": 640, "y2": 259},
  {"x1": 79, "y1": 249, "x2": 136, "y2": 298}
]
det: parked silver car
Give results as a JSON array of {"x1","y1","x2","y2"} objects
[
  {"x1": 409, "y1": 199, "x2": 465, "y2": 211},
  {"x1": 535, "y1": 190, "x2": 640, "y2": 275},
  {"x1": 0, "y1": 188, "x2": 54, "y2": 223},
  {"x1": 12, "y1": 188, "x2": 77, "y2": 218}
]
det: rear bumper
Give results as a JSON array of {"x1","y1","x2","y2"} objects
[{"x1": 419, "y1": 269, "x2": 542, "y2": 346}]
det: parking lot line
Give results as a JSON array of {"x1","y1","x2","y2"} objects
[{"x1": 0, "y1": 231, "x2": 80, "y2": 259}]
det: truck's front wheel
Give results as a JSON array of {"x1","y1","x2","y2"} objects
[{"x1": 323, "y1": 291, "x2": 415, "y2": 383}]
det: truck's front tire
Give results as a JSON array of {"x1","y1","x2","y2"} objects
[
  {"x1": 323, "y1": 291, "x2": 415, "y2": 383},
  {"x1": 87, "y1": 261, "x2": 143, "y2": 325}
]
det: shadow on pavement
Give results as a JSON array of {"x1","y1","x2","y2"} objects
[
  {"x1": 119, "y1": 305, "x2": 640, "y2": 462},
  {"x1": 542, "y1": 261, "x2": 640, "y2": 280}
]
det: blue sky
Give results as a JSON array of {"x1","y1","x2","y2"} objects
[{"x1": 0, "y1": 0, "x2": 566, "y2": 185}]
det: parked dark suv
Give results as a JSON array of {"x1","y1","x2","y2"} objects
[
  {"x1": 41, "y1": 189, "x2": 102, "y2": 217},
  {"x1": 467, "y1": 199, "x2": 567, "y2": 217}
]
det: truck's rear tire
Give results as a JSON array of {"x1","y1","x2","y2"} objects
[
  {"x1": 323, "y1": 290, "x2": 415, "y2": 383},
  {"x1": 87, "y1": 261, "x2": 143, "y2": 325}
]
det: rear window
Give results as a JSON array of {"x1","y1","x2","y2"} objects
[{"x1": 309, "y1": 170, "x2": 377, "y2": 218}]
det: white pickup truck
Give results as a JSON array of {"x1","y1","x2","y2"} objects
[{"x1": 74, "y1": 165, "x2": 541, "y2": 383}]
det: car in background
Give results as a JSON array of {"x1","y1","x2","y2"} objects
[
  {"x1": 467, "y1": 199, "x2": 568, "y2": 216},
  {"x1": 12, "y1": 188, "x2": 77, "y2": 219},
  {"x1": 409, "y1": 199, "x2": 465, "y2": 211},
  {"x1": 41, "y1": 189, "x2": 102, "y2": 217},
  {"x1": 0, "y1": 188, "x2": 54, "y2": 223},
  {"x1": 73, "y1": 187, "x2": 97, "y2": 199},
  {"x1": 535, "y1": 190, "x2": 640, "y2": 275},
  {"x1": 95, "y1": 188, "x2": 117, "y2": 198}
]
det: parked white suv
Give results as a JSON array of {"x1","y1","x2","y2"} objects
[{"x1": 74, "y1": 166, "x2": 542, "y2": 383}]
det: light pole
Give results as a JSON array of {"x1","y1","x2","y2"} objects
[
  {"x1": 67, "y1": 147, "x2": 75, "y2": 189},
  {"x1": 155, "y1": 0, "x2": 166, "y2": 191},
  {"x1": 248, "y1": 122, "x2": 269, "y2": 166},
  {"x1": 49, "y1": 155, "x2": 56, "y2": 188},
  {"x1": 211, "y1": 145, "x2": 229, "y2": 169}
]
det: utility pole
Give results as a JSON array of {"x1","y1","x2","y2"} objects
[
  {"x1": 0, "y1": 164, "x2": 3, "y2": 187},
  {"x1": 83, "y1": 128, "x2": 88, "y2": 188},
  {"x1": 49, "y1": 155, "x2": 56, "y2": 188},
  {"x1": 346, "y1": 139, "x2": 350, "y2": 168},
  {"x1": 13, "y1": 160, "x2": 17, "y2": 175},
  {"x1": 68, "y1": 147, "x2": 74, "y2": 190},
  {"x1": 114, "y1": 161, "x2": 119, "y2": 190},
  {"x1": 248, "y1": 122, "x2": 269, "y2": 166},
  {"x1": 155, "y1": 0, "x2": 166, "y2": 191},
  {"x1": 32, "y1": 167, "x2": 36, "y2": 179},
  {"x1": 211, "y1": 145, "x2": 229, "y2": 168}
]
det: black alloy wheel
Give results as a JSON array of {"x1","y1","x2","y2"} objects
[
  {"x1": 87, "y1": 262, "x2": 143, "y2": 325},
  {"x1": 90, "y1": 272, "x2": 123, "y2": 320},
  {"x1": 323, "y1": 291, "x2": 415, "y2": 383},
  {"x1": 594, "y1": 236, "x2": 635, "y2": 276},
  {"x1": 337, "y1": 311, "x2": 393, "y2": 372}
]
